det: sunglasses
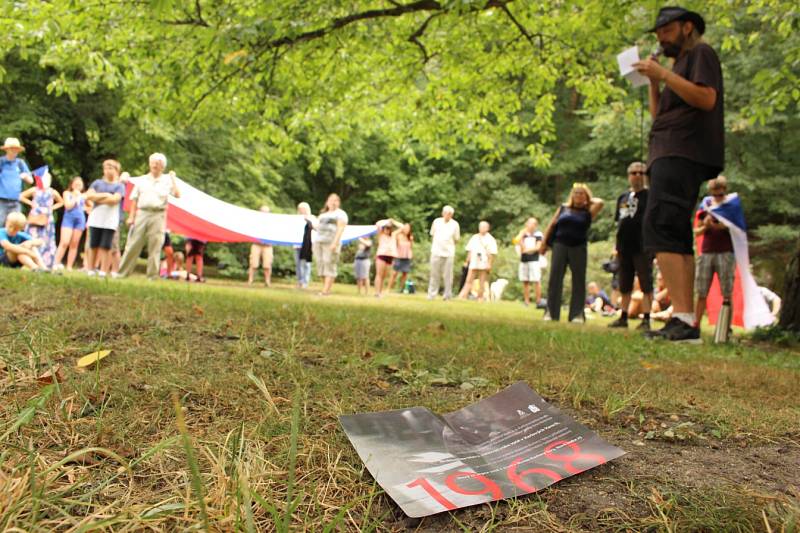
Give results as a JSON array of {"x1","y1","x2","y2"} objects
[{"x1": 629, "y1": 171, "x2": 645, "y2": 176}]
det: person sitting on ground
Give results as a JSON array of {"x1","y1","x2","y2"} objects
[
  {"x1": 651, "y1": 271, "x2": 674, "y2": 321},
  {"x1": 0, "y1": 138, "x2": 33, "y2": 227},
  {"x1": 513, "y1": 217, "x2": 544, "y2": 307},
  {"x1": 354, "y1": 236, "x2": 372, "y2": 296},
  {"x1": 693, "y1": 176, "x2": 735, "y2": 326},
  {"x1": 0, "y1": 212, "x2": 46, "y2": 270},
  {"x1": 388, "y1": 223, "x2": 414, "y2": 293},
  {"x1": 185, "y1": 238, "x2": 206, "y2": 282},
  {"x1": 627, "y1": 278, "x2": 646, "y2": 318},
  {"x1": 458, "y1": 221, "x2": 498, "y2": 302},
  {"x1": 248, "y1": 205, "x2": 273, "y2": 287},
  {"x1": 53, "y1": 176, "x2": 89, "y2": 271},
  {"x1": 313, "y1": 193, "x2": 347, "y2": 296},
  {"x1": 20, "y1": 170, "x2": 62, "y2": 269},
  {"x1": 118, "y1": 153, "x2": 181, "y2": 280},
  {"x1": 541, "y1": 183, "x2": 605, "y2": 322},
  {"x1": 374, "y1": 218, "x2": 403, "y2": 298},
  {"x1": 85, "y1": 161, "x2": 125, "y2": 278},
  {"x1": 608, "y1": 161, "x2": 653, "y2": 330},
  {"x1": 585, "y1": 281, "x2": 615, "y2": 314}
]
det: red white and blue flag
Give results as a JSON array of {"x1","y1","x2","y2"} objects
[
  {"x1": 700, "y1": 193, "x2": 774, "y2": 330},
  {"x1": 125, "y1": 176, "x2": 376, "y2": 246},
  {"x1": 32, "y1": 165, "x2": 49, "y2": 190}
]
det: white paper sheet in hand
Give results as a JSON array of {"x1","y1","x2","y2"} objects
[{"x1": 617, "y1": 46, "x2": 649, "y2": 88}]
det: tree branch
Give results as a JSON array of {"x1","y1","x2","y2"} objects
[
  {"x1": 407, "y1": 12, "x2": 441, "y2": 63},
  {"x1": 265, "y1": 0, "x2": 443, "y2": 50}
]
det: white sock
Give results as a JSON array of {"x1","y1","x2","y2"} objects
[{"x1": 675, "y1": 312, "x2": 695, "y2": 326}]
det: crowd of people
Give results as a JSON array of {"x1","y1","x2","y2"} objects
[
  {"x1": 1, "y1": 132, "x2": 779, "y2": 344},
  {"x1": 0, "y1": 6, "x2": 785, "y2": 343}
]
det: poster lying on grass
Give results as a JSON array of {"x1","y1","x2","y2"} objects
[{"x1": 340, "y1": 382, "x2": 625, "y2": 517}]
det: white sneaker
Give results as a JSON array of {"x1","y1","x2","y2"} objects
[
  {"x1": 111, "y1": 272, "x2": 120, "y2": 279},
  {"x1": 87, "y1": 270, "x2": 96, "y2": 277},
  {"x1": 53, "y1": 264, "x2": 65, "y2": 274},
  {"x1": 97, "y1": 271, "x2": 107, "y2": 278}
]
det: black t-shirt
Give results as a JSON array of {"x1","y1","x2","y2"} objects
[
  {"x1": 647, "y1": 43, "x2": 724, "y2": 172},
  {"x1": 615, "y1": 189, "x2": 648, "y2": 254}
]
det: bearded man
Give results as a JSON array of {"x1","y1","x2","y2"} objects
[{"x1": 633, "y1": 7, "x2": 724, "y2": 343}]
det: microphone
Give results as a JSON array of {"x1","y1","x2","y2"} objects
[{"x1": 651, "y1": 46, "x2": 663, "y2": 59}]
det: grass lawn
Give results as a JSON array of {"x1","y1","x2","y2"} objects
[{"x1": 1, "y1": 269, "x2": 798, "y2": 531}]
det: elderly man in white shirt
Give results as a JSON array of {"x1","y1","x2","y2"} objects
[
  {"x1": 118, "y1": 153, "x2": 181, "y2": 279},
  {"x1": 427, "y1": 205, "x2": 460, "y2": 300}
]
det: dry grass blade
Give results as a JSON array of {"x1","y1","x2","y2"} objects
[{"x1": 172, "y1": 392, "x2": 210, "y2": 532}]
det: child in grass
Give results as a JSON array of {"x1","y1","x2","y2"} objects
[
  {"x1": 0, "y1": 212, "x2": 46, "y2": 270},
  {"x1": 85, "y1": 160, "x2": 125, "y2": 277},
  {"x1": 53, "y1": 176, "x2": 89, "y2": 271},
  {"x1": 354, "y1": 236, "x2": 372, "y2": 295}
]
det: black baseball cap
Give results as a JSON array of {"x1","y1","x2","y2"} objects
[{"x1": 648, "y1": 6, "x2": 706, "y2": 35}]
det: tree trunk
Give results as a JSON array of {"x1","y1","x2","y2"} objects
[{"x1": 779, "y1": 239, "x2": 800, "y2": 331}]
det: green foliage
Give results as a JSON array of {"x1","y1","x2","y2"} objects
[{"x1": 0, "y1": 1, "x2": 796, "y2": 284}]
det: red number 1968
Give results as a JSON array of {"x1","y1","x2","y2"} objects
[{"x1": 405, "y1": 440, "x2": 607, "y2": 511}]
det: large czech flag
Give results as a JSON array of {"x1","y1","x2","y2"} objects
[
  {"x1": 124, "y1": 176, "x2": 376, "y2": 246},
  {"x1": 698, "y1": 193, "x2": 774, "y2": 330}
]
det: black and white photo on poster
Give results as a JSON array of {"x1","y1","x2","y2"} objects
[{"x1": 340, "y1": 382, "x2": 625, "y2": 517}]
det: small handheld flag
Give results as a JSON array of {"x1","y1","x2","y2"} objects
[{"x1": 32, "y1": 165, "x2": 49, "y2": 190}]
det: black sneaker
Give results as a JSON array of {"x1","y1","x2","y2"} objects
[
  {"x1": 636, "y1": 320, "x2": 651, "y2": 332},
  {"x1": 664, "y1": 320, "x2": 701, "y2": 344},
  {"x1": 608, "y1": 317, "x2": 628, "y2": 328},
  {"x1": 644, "y1": 317, "x2": 683, "y2": 339}
]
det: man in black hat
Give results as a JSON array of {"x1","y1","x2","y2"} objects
[{"x1": 633, "y1": 6, "x2": 723, "y2": 343}]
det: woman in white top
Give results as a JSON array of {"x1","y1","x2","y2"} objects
[
  {"x1": 458, "y1": 221, "x2": 498, "y2": 302},
  {"x1": 313, "y1": 193, "x2": 347, "y2": 295}
]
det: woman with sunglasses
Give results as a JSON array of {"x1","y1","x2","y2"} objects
[{"x1": 541, "y1": 183, "x2": 604, "y2": 322}]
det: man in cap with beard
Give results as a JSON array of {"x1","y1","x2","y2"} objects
[{"x1": 633, "y1": 7, "x2": 724, "y2": 343}]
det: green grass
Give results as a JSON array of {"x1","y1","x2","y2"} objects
[{"x1": 0, "y1": 269, "x2": 798, "y2": 531}]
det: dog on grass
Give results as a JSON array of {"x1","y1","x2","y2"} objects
[{"x1": 489, "y1": 278, "x2": 509, "y2": 302}]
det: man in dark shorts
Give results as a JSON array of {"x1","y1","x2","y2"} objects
[
  {"x1": 634, "y1": 6, "x2": 724, "y2": 343},
  {"x1": 608, "y1": 162, "x2": 653, "y2": 331}
]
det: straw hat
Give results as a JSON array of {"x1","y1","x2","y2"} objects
[{"x1": 1, "y1": 138, "x2": 25, "y2": 151}]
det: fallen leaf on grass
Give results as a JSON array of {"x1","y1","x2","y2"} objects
[
  {"x1": 37, "y1": 364, "x2": 64, "y2": 384},
  {"x1": 76, "y1": 350, "x2": 111, "y2": 368},
  {"x1": 639, "y1": 361, "x2": 661, "y2": 370},
  {"x1": 192, "y1": 304, "x2": 204, "y2": 316}
]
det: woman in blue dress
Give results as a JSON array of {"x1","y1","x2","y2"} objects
[{"x1": 20, "y1": 171, "x2": 63, "y2": 269}]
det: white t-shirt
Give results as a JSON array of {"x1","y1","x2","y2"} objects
[
  {"x1": 429, "y1": 217, "x2": 460, "y2": 258},
  {"x1": 315, "y1": 208, "x2": 348, "y2": 245},
  {"x1": 466, "y1": 233, "x2": 498, "y2": 270},
  {"x1": 86, "y1": 179, "x2": 125, "y2": 230}
]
